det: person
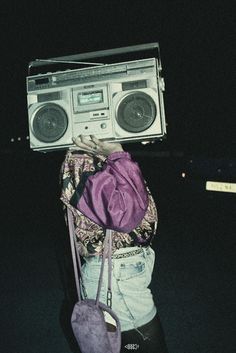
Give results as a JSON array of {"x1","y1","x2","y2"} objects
[{"x1": 60, "y1": 135, "x2": 168, "y2": 353}]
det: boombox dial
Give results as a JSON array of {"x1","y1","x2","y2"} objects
[{"x1": 116, "y1": 92, "x2": 156, "y2": 133}]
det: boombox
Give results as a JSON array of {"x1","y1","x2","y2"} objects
[{"x1": 27, "y1": 46, "x2": 166, "y2": 152}]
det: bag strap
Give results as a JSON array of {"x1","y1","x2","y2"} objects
[
  {"x1": 67, "y1": 208, "x2": 82, "y2": 301},
  {"x1": 95, "y1": 228, "x2": 112, "y2": 307},
  {"x1": 67, "y1": 208, "x2": 113, "y2": 307}
]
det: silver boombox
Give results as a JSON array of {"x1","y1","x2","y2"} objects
[{"x1": 26, "y1": 43, "x2": 166, "y2": 152}]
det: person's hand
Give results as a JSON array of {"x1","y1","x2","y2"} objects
[{"x1": 72, "y1": 135, "x2": 123, "y2": 156}]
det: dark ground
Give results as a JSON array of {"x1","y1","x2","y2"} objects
[{"x1": 0, "y1": 151, "x2": 235, "y2": 353}]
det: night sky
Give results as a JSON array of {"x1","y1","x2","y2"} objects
[{"x1": 1, "y1": 1, "x2": 235, "y2": 155}]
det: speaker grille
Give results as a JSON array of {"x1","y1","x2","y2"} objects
[
  {"x1": 116, "y1": 92, "x2": 156, "y2": 133},
  {"x1": 32, "y1": 103, "x2": 68, "y2": 143}
]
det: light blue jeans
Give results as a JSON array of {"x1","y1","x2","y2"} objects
[{"x1": 81, "y1": 246, "x2": 157, "y2": 332}]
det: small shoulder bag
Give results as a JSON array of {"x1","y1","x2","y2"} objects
[{"x1": 67, "y1": 209, "x2": 121, "y2": 353}]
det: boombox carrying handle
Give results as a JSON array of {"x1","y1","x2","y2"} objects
[{"x1": 28, "y1": 42, "x2": 162, "y2": 73}]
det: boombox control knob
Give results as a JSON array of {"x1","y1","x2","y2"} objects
[{"x1": 101, "y1": 123, "x2": 107, "y2": 129}]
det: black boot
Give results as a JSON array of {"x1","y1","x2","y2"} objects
[{"x1": 121, "y1": 315, "x2": 168, "y2": 353}]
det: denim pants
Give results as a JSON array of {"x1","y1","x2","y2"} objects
[{"x1": 81, "y1": 246, "x2": 157, "y2": 332}]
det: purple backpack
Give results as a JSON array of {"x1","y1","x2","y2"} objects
[{"x1": 67, "y1": 209, "x2": 121, "y2": 353}]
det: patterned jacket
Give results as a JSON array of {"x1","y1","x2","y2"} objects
[{"x1": 60, "y1": 150, "x2": 158, "y2": 257}]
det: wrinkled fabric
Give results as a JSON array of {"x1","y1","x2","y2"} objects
[
  {"x1": 60, "y1": 151, "x2": 158, "y2": 257},
  {"x1": 71, "y1": 299, "x2": 121, "y2": 353},
  {"x1": 77, "y1": 151, "x2": 148, "y2": 233}
]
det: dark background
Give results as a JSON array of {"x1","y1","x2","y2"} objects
[
  {"x1": 1, "y1": 1, "x2": 235, "y2": 154},
  {"x1": 0, "y1": 1, "x2": 235, "y2": 353}
]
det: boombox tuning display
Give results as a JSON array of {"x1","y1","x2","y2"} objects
[{"x1": 27, "y1": 55, "x2": 166, "y2": 152}]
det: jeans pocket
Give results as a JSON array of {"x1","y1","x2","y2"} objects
[{"x1": 118, "y1": 260, "x2": 146, "y2": 281}]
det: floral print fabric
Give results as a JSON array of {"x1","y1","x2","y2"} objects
[{"x1": 60, "y1": 151, "x2": 158, "y2": 257}]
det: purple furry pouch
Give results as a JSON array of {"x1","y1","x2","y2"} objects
[
  {"x1": 71, "y1": 299, "x2": 121, "y2": 353},
  {"x1": 67, "y1": 209, "x2": 121, "y2": 353}
]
